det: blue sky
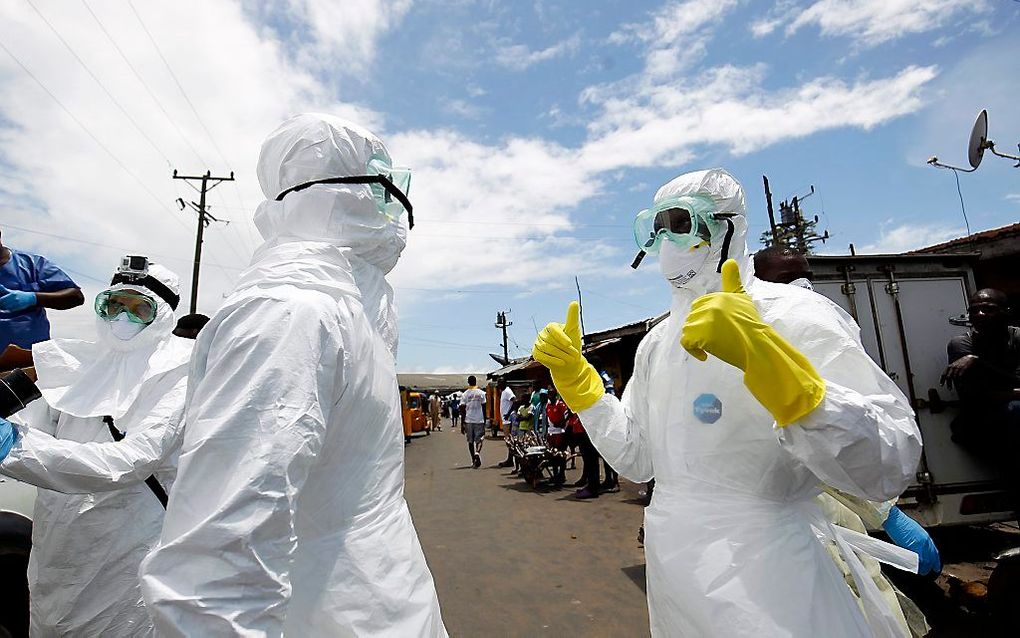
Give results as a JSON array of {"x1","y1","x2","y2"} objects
[{"x1": 0, "y1": 0, "x2": 1018, "y2": 373}]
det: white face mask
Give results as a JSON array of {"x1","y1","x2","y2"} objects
[
  {"x1": 109, "y1": 312, "x2": 147, "y2": 341},
  {"x1": 659, "y1": 240, "x2": 713, "y2": 289}
]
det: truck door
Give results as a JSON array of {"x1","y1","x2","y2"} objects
[{"x1": 811, "y1": 256, "x2": 1011, "y2": 526}]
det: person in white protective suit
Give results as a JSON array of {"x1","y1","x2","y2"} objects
[
  {"x1": 139, "y1": 114, "x2": 447, "y2": 637},
  {"x1": 0, "y1": 259, "x2": 191, "y2": 637},
  {"x1": 532, "y1": 168, "x2": 924, "y2": 637}
]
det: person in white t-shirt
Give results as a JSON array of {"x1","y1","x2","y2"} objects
[
  {"x1": 461, "y1": 376, "x2": 487, "y2": 468},
  {"x1": 497, "y1": 379, "x2": 519, "y2": 468}
]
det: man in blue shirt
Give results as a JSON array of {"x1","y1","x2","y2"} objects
[{"x1": 0, "y1": 227, "x2": 84, "y2": 351}]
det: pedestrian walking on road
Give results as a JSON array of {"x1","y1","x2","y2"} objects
[
  {"x1": 450, "y1": 394, "x2": 461, "y2": 431},
  {"x1": 429, "y1": 393, "x2": 442, "y2": 432},
  {"x1": 462, "y1": 376, "x2": 486, "y2": 468}
]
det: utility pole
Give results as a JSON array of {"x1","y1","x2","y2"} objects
[
  {"x1": 495, "y1": 310, "x2": 512, "y2": 363},
  {"x1": 173, "y1": 169, "x2": 234, "y2": 313},
  {"x1": 759, "y1": 178, "x2": 829, "y2": 254},
  {"x1": 763, "y1": 175, "x2": 778, "y2": 239}
]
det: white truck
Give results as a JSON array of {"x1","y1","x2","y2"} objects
[{"x1": 809, "y1": 252, "x2": 1012, "y2": 526}]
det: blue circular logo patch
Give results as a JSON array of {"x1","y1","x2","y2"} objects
[{"x1": 693, "y1": 393, "x2": 722, "y2": 424}]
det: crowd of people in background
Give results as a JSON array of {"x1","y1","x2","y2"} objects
[{"x1": 409, "y1": 368, "x2": 627, "y2": 502}]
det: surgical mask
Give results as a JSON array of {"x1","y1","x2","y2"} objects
[
  {"x1": 660, "y1": 240, "x2": 713, "y2": 289},
  {"x1": 109, "y1": 312, "x2": 147, "y2": 340},
  {"x1": 789, "y1": 277, "x2": 814, "y2": 291}
]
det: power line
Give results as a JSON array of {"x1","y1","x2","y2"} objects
[
  {"x1": 2, "y1": 222, "x2": 241, "y2": 272},
  {"x1": 25, "y1": 0, "x2": 173, "y2": 167},
  {"x1": 124, "y1": 0, "x2": 258, "y2": 253},
  {"x1": 0, "y1": 38, "x2": 178, "y2": 221},
  {"x1": 950, "y1": 168, "x2": 972, "y2": 236},
  {"x1": 79, "y1": 0, "x2": 208, "y2": 167},
  {"x1": 582, "y1": 287, "x2": 660, "y2": 314},
  {"x1": 127, "y1": 0, "x2": 232, "y2": 169}
]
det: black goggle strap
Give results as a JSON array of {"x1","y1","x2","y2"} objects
[
  {"x1": 109, "y1": 274, "x2": 179, "y2": 310},
  {"x1": 274, "y1": 175, "x2": 414, "y2": 229},
  {"x1": 715, "y1": 216, "x2": 735, "y2": 274},
  {"x1": 630, "y1": 250, "x2": 647, "y2": 269}
]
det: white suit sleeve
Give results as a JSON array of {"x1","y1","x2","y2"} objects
[
  {"x1": 140, "y1": 298, "x2": 343, "y2": 637},
  {"x1": 776, "y1": 304, "x2": 921, "y2": 502},
  {"x1": 577, "y1": 334, "x2": 655, "y2": 483},
  {"x1": 0, "y1": 375, "x2": 186, "y2": 493}
]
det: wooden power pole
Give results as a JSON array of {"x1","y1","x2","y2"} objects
[{"x1": 172, "y1": 169, "x2": 234, "y2": 313}]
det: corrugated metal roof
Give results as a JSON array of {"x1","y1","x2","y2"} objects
[
  {"x1": 582, "y1": 313, "x2": 669, "y2": 344},
  {"x1": 910, "y1": 222, "x2": 1020, "y2": 254}
]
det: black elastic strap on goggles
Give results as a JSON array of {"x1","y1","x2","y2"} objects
[
  {"x1": 110, "y1": 273, "x2": 180, "y2": 310},
  {"x1": 274, "y1": 175, "x2": 414, "y2": 229},
  {"x1": 715, "y1": 217, "x2": 735, "y2": 274},
  {"x1": 104, "y1": 416, "x2": 169, "y2": 509}
]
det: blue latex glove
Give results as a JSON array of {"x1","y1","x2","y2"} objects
[
  {"x1": 0, "y1": 285, "x2": 37, "y2": 311},
  {"x1": 0, "y1": 417, "x2": 17, "y2": 461},
  {"x1": 883, "y1": 506, "x2": 941, "y2": 575}
]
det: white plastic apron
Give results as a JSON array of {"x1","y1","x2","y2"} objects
[{"x1": 640, "y1": 329, "x2": 916, "y2": 637}]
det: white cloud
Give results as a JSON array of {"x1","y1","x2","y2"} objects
[
  {"x1": 440, "y1": 98, "x2": 483, "y2": 119},
  {"x1": 494, "y1": 33, "x2": 581, "y2": 72},
  {"x1": 750, "y1": 0, "x2": 799, "y2": 38},
  {"x1": 1006, "y1": 194, "x2": 1020, "y2": 203},
  {"x1": 784, "y1": 0, "x2": 990, "y2": 47},
  {"x1": 280, "y1": 0, "x2": 412, "y2": 71},
  {"x1": 610, "y1": 0, "x2": 739, "y2": 76},
  {"x1": 386, "y1": 128, "x2": 620, "y2": 291},
  {"x1": 578, "y1": 64, "x2": 939, "y2": 172},
  {"x1": 860, "y1": 221, "x2": 965, "y2": 253},
  {"x1": 0, "y1": 0, "x2": 951, "y2": 363},
  {"x1": 0, "y1": 0, "x2": 377, "y2": 320}
]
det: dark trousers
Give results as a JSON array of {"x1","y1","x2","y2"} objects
[
  {"x1": 1002, "y1": 401, "x2": 1020, "y2": 525},
  {"x1": 576, "y1": 429, "x2": 601, "y2": 492}
]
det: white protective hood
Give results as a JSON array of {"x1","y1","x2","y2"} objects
[
  {"x1": 249, "y1": 113, "x2": 407, "y2": 357},
  {"x1": 651, "y1": 168, "x2": 755, "y2": 351},
  {"x1": 32, "y1": 263, "x2": 192, "y2": 419}
]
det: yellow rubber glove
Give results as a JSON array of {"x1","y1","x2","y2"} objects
[
  {"x1": 532, "y1": 301, "x2": 605, "y2": 413},
  {"x1": 680, "y1": 259, "x2": 826, "y2": 426}
]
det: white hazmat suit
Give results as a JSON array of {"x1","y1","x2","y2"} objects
[
  {"x1": 575, "y1": 169, "x2": 923, "y2": 636},
  {"x1": 139, "y1": 114, "x2": 447, "y2": 637},
  {"x1": 1, "y1": 264, "x2": 190, "y2": 637}
]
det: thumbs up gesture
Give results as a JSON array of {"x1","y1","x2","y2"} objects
[
  {"x1": 681, "y1": 259, "x2": 826, "y2": 426},
  {"x1": 532, "y1": 302, "x2": 605, "y2": 412},
  {"x1": 0, "y1": 285, "x2": 37, "y2": 312},
  {"x1": 680, "y1": 259, "x2": 756, "y2": 370}
]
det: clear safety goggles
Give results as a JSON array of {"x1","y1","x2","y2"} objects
[
  {"x1": 633, "y1": 194, "x2": 719, "y2": 255},
  {"x1": 275, "y1": 159, "x2": 414, "y2": 228},
  {"x1": 95, "y1": 290, "x2": 158, "y2": 325}
]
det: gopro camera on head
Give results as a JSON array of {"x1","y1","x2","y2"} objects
[{"x1": 118, "y1": 255, "x2": 149, "y2": 279}]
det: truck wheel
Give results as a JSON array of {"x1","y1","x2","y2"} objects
[{"x1": 989, "y1": 555, "x2": 1020, "y2": 632}]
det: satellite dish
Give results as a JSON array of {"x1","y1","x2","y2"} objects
[{"x1": 968, "y1": 109, "x2": 988, "y2": 169}]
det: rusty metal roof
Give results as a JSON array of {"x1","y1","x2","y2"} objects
[{"x1": 909, "y1": 222, "x2": 1020, "y2": 254}]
